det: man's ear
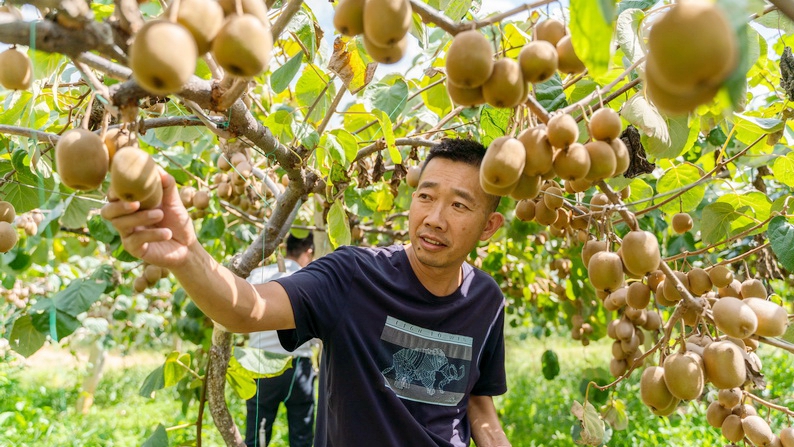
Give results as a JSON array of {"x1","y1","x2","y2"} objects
[{"x1": 479, "y1": 212, "x2": 504, "y2": 241}]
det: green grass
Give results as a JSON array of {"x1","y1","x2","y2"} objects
[{"x1": 2, "y1": 335, "x2": 793, "y2": 447}]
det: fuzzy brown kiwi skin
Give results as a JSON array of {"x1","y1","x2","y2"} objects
[{"x1": 446, "y1": 30, "x2": 494, "y2": 88}]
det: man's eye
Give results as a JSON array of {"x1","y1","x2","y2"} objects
[{"x1": 453, "y1": 202, "x2": 469, "y2": 209}]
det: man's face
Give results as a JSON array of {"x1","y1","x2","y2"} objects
[{"x1": 408, "y1": 157, "x2": 503, "y2": 271}]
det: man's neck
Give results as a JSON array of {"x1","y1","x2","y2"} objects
[{"x1": 405, "y1": 245, "x2": 462, "y2": 297}]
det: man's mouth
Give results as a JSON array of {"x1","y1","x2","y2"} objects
[{"x1": 419, "y1": 235, "x2": 446, "y2": 247}]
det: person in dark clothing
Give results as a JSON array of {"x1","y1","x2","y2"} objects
[{"x1": 102, "y1": 138, "x2": 512, "y2": 446}]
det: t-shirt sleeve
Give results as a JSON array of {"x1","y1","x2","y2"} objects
[
  {"x1": 275, "y1": 247, "x2": 354, "y2": 351},
  {"x1": 471, "y1": 303, "x2": 507, "y2": 396}
]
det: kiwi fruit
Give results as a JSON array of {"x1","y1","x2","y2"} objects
[
  {"x1": 587, "y1": 251, "x2": 624, "y2": 293},
  {"x1": 721, "y1": 414, "x2": 745, "y2": 443},
  {"x1": 542, "y1": 186, "x2": 564, "y2": 209},
  {"x1": 627, "y1": 282, "x2": 651, "y2": 309},
  {"x1": 718, "y1": 387, "x2": 742, "y2": 409},
  {"x1": 619, "y1": 231, "x2": 661, "y2": 277},
  {"x1": 515, "y1": 199, "x2": 536, "y2": 222},
  {"x1": 740, "y1": 278, "x2": 766, "y2": 299},
  {"x1": 743, "y1": 297, "x2": 789, "y2": 337},
  {"x1": 103, "y1": 128, "x2": 134, "y2": 164},
  {"x1": 642, "y1": 310, "x2": 662, "y2": 331},
  {"x1": 556, "y1": 35, "x2": 585, "y2": 74},
  {"x1": 609, "y1": 358, "x2": 628, "y2": 378},
  {"x1": 718, "y1": 279, "x2": 742, "y2": 299},
  {"x1": 180, "y1": 186, "x2": 197, "y2": 207},
  {"x1": 363, "y1": 34, "x2": 408, "y2": 64},
  {"x1": 445, "y1": 30, "x2": 494, "y2": 88},
  {"x1": 646, "y1": 1, "x2": 737, "y2": 95},
  {"x1": 671, "y1": 212, "x2": 693, "y2": 234},
  {"x1": 709, "y1": 265, "x2": 734, "y2": 288},
  {"x1": 551, "y1": 208, "x2": 570, "y2": 229},
  {"x1": 405, "y1": 165, "x2": 421, "y2": 188},
  {"x1": 144, "y1": 264, "x2": 163, "y2": 284},
  {"x1": 644, "y1": 56, "x2": 720, "y2": 115},
  {"x1": 193, "y1": 190, "x2": 210, "y2": 209},
  {"x1": 703, "y1": 340, "x2": 747, "y2": 390},
  {"x1": 480, "y1": 175, "x2": 518, "y2": 197},
  {"x1": 781, "y1": 428, "x2": 794, "y2": 447},
  {"x1": 663, "y1": 352, "x2": 705, "y2": 401},
  {"x1": 546, "y1": 113, "x2": 579, "y2": 148},
  {"x1": 518, "y1": 40, "x2": 558, "y2": 84},
  {"x1": 0, "y1": 48, "x2": 33, "y2": 90},
  {"x1": 0, "y1": 201, "x2": 15, "y2": 223},
  {"x1": 0, "y1": 221, "x2": 18, "y2": 253},
  {"x1": 743, "y1": 415, "x2": 775, "y2": 447},
  {"x1": 733, "y1": 402, "x2": 758, "y2": 418},
  {"x1": 110, "y1": 147, "x2": 162, "y2": 209},
  {"x1": 480, "y1": 137, "x2": 526, "y2": 189},
  {"x1": 218, "y1": 0, "x2": 269, "y2": 24},
  {"x1": 712, "y1": 297, "x2": 758, "y2": 339},
  {"x1": 133, "y1": 275, "x2": 149, "y2": 293},
  {"x1": 446, "y1": 83, "x2": 485, "y2": 107},
  {"x1": 552, "y1": 143, "x2": 590, "y2": 181},
  {"x1": 534, "y1": 18, "x2": 566, "y2": 46},
  {"x1": 363, "y1": 0, "x2": 411, "y2": 48},
  {"x1": 129, "y1": 20, "x2": 197, "y2": 95},
  {"x1": 517, "y1": 126, "x2": 554, "y2": 176},
  {"x1": 213, "y1": 14, "x2": 273, "y2": 77},
  {"x1": 171, "y1": 0, "x2": 225, "y2": 54},
  {"x1": 687, "y1": 267, "x2": 712, "y2": 295},
  {"x1": 533, "y1": 200, "x2": 558, "y2": 226},
  {"x1": 609, "y1": 138, "x2": 631, "y2": 178},
  {"x1": 482, "y1": 58, "x2": 526, "y2": 108},
  {"x1": 706, "y1": 400, "x2": 733, "y2": 428},
  {"x1": 55, "y1": 128, "x2": 109, "y2": 191},
  {"x1": 605, "y1": 288, "x2": 628, "y2": 312},
  {"x1": 333, "y1": 0, "x2": 365, "y2": 36},
  {"x1": 581, "y1": 239, "x2": 607, "y2": 267},
  {"x1": 640, "y1": 366, "x2": 676, "y2": 413},
  {"x1": 583, "y1": 140, "x2": 617, "y2": 181},
  {"x1": 589, "y1": 108, "x2": 622, "y2": 142},
  {"x1": 509, "y1": 175, "x2": 541, "y2": 201},
  {"x1": 661, "y1": 271, "x2": 689, "y2": 303}
]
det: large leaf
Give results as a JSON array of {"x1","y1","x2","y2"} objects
[
  {"x1": 372, "y1": 110, "x2": 400, "y2": 164},
  {"x1": 716, "y1": 192, "x2": 771, "y2": 233},
  {"x1": 7, "y1": 315, "x2": 46, "y2": 358},
  {"x1": 571, "y1": 400, "x2": 606, "y2": 446},
  {"x1": 0, "y1": 150, "x2": 56, "y2": 213},
  {"x1": 163, "y1": 351, "x2": 191, "y2": 388},
  {"x1": 141, "y1": 424, "x2": 169, "y2": 447},
  {"x1": 328, "y1": 36, "x2": 376, "y2": 95},
  {"x1": 541, "y1": 349, "x2": 560, "y2": 380},
  {"x1": 364, "y1": 78, "x2": 409, "y2": 122},
  {"x1": 601, "y1": 399, "x2": 628, "y2": 431},
  {"x1": 295, "y1": 64, "x2": 333, "y2": 123},
  {"x1": 233, "y1": 346, "x2": 293, "y2": 376},
  {"x1": 644, "y1": 114, "x2": 700, "y2": 159},
  {"x1": 772, "y1": 152, "x2": 794, "y2": 188},
  {"x1": 616, "y1": 0, "x2": 656, "y2": 15},
  {"x1": 768, "y1": 216, "x2": 794, "y2": 272},
  {"x1": 570, "y1": 0, "x2": 614, "y2": 77},
  {"x1": 139, "y1": 364, "x2": 166, "y2": 398},
  {"x1": 327, "y1": 200, "x2": 351, "y2": 249},
  {"x1": 655, "y1": 164, "x2": 705, "y2": 214},
  {"x1": 271, "y1": 53, "x2": 303, "y2": 94},
  {"x1": 535, "y1": 74, "x2": 568, "y2": 112},
  {"x1": 479, "y1": 106, "x2": 511, "y2": 147},
  {"x1": 621, "y1": 95, "x2": 669, "y2": 151},
  {"x1": 701, "y1": 202, "x2": 739, "y2": 245}
]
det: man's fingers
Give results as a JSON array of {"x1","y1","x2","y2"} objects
[
  {"x1": 103, "y1": 208, "x2": 165, "y2": 237},
  {"x1": 100, "y1": 199, "x2": 139, "y2": 220},
  {"x1": 124, "y1": 227, "x2": 172, "y2": 251}
]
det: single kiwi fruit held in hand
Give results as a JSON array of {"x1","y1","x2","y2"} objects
[
  {"x1": 212, "y1": 14, "x2": 273, "y2": 77},
  {"x1": 445, "y1": 30, "x2": 494, "y2": 88},
  {"x1": 129, "y1": 20, "x2": 198, "y2": 95},
  {"x1": 333, "y1": 0, "x2": 365, "y2": 36},
  {"x1": 110, "y1": 147, "x2": 163, "y2": 210},
  {"x1": 55, "y1": 129, "x2": 109, "y2": 191},
  {"x1": 0, "y1": 48, "x2": 33, "y2": 90}
]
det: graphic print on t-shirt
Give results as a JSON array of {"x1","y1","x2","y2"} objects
[{"x1": 380, "y1": 316, "x2": 471, "y2": 406}]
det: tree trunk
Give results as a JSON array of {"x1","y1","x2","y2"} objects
[
  {"x1": 207, "y1": 325, "x2": 245, "y2": 447},
  {"x1": 75, "y1": 340, "x2": 106, "y2": 414}
]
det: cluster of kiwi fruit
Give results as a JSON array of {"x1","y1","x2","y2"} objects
[
  {"x1": 179, "y1": 185, "x2": 211, "y2": 219},
  {"x1": 0, "y1": 201, "x2": 18, "y2": 253},
  {"x1": 333, "y1": 0, "x2": 412, "y2": 64},
  {"x1": 16, "y1": 209, "x2": 44, "y2": 237},
  {"x1": 130, "y1": 0, "x2": 272, "y2": 95},
  {"x1": 212, "y1": 148, "x2": 274, "y2": 219},
  {"x1": 0, "y1": 46, "x2": 33, "y2": 91},
  {"x1": 133, "y1": 263, "x2": 171, "y2": 293},
  {"x1": 478, "y1": 108, "x2": 629, "y2": 208},
  {"x1": 707, "y1": 386, "x2": 794, "y2": 445},
  {"x1": 644, "y1": 1, "x2": 738, "y2": 115},
  {"x1": 443, "y1": 18, "x2": 584, "y2": 108}
]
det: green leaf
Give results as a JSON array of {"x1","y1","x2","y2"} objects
[
  {"x1": 53, "y1": 277, "x2": 107, "y2": 317},
  {"x1": 602, "y1": 399, "x2": 628, "y2": 431},
  {"x1": 361, "y1": 183, "x2": 395, "y2": 212},
  {"x1": 768, "y1": 216, "x2": 794, "y2": 272},
  {"x1": 420, "y1": 76, "x2": 452, "y2": 119},
  {"x1": 141, "y1": 424, "x2": 169, "y2": 447},
  {"x1": 163, "y1": 351, "x2": 191, "y2": 388},
  {"x1": 364, "y1": 78, "x2": 409, "y2": 122},
  {"x1": 0, "y1": 152, "x2": 56, "y2": 213},
  {"x1": 644, "y1": 113, "x2": 699, "y2": 159},
  {"x1": 656, "y1": 164, "x2": 705, "y2": 214},
  {"x1": 479, "y1": 106, "x2": 511, "y2": 147},
  {"x1": 226, "y1": 357, "x2": 258, "y2": 400},
  {"x1": 616, "y1": 0, "x2": 656, "y2": 15},
  {"x1": 772, "y1": 152, "x2": 794, "y2": 188},
  {"x1": 701, "y1": 202, "x2": 737, "y2": 245},
  {"x1": 541, "y1": 349, "x2": 560, "y2": 380},
  {"x1": 621, "y1": 95, "x2": 669, "y2": 150},
  {"x1": 372, "y1": 110, "x2": 400, "y2": 164},
  {"x1": 198, "y1": 216, "x2": 226, "y2": 240},
  {"x1": 61, "y1": 193, "x2": 100, "y2": 229},
  {"x1": 233, "y1": 346, "x2": 293, "y2": 376},
  {"x1": 625, "y1": 178, "x2": 653, "y2": 213},
  {"x1": 263, "y1": 109, "x2": 295, "y2": 143},
  {"x1": 570, "y1": 0, "x2": 614, "y2": 77},
  {"x1": 716, "y1": 192, "x2": 771, "y2": 232},
  {"x1": 139, "y1": 364, "x2": 166, "y2": 398},
  {"x1": 535, "y1": 74, "x2": 568, "y2": 112},
  {"x1": 327, "y1": 200, "x2": 351, "y2": 249},
  {"x1": 7, "y1": 315, "x2": 46, "y2": 358},
  {"x1": 0, "y1": 91, "x2": 33, "y2": 125},
  {"x1": 723, "y1": 24, "x2": 759, "y2": 111},
  {"x1": 29, "y1": 302, "x2": 80, "y2": 340},
  {"x1": 271, "y1": 53, "x2": 303, "y2": 94},
  {"x1": 88, "y1": 214, "x2": 117, "y2": 244},
  {"x1": 296, "y1": 64, "x2": 333, "y2": 123}
]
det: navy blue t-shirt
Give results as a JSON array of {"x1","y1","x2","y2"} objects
[{"x1": 276, "y1": 245, "x2": 507, "y2": 447}]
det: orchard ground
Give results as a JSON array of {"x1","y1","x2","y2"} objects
[{"x1": 3, "y1": 329, "x2": 794, "y2": 447}]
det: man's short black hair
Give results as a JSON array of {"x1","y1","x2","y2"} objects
[
  {"x1": 421, "y1": 138, "x2": 501, "y2": 213},
  {"x1": 286, "y1": 234, "x2": 314, "y2": 258}
]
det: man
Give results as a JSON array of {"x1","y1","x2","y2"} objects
[
  {"x1": 102, "y1": 138, "x2": 511, "y2": 446},
  {"x1": 245, "y1": 234, "x2": 317, "y2": 447}
]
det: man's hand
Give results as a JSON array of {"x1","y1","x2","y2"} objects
[{"x1": 101, "y1": 170, "x2": 197, "y2": 268}]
